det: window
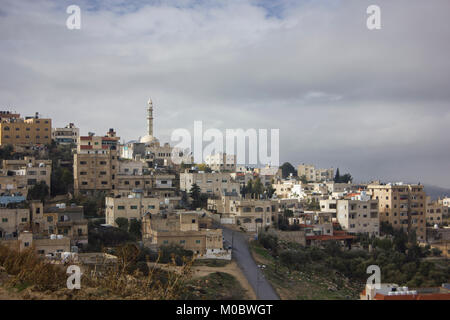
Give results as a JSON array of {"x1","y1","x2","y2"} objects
[
  {"x1": 118, "y1": 206, "x2": 125, "y2": 210},
  {"x1": 180, "y1": 240, "x2": 186, "y2": 244},
  {"x1": 130, "y1": 205, "x2": 138, "y2": 210},
  {"x1": 196, "y1": 240, "x2": 201, "y2": 244},
  {"x1": 21, "y1": 217, "x2": 27, "y2": 222},
  {"x1": 2, "y1": 218, "x2": 8, "y2": 223}
]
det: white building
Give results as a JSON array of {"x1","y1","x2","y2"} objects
[
  {"x1": 52, "y1": 123, "x2": 79, "y2": 145},
  {"x1": 336, "y1": 198, "x2": 379, "y2": 236},
  {"x1": 205, "y1": 153, "x2": 236, "y2": 172}
]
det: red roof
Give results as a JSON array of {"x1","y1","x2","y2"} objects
[{"x1": 374, "y1": 293, "x2": 450, "y2": 300}]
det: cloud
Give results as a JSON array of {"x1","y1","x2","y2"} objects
[{"x1": 0, "y1": 0, "x2": 449, "y2": 187}]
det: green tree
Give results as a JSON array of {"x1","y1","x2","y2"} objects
[
  {"x1": 189, "y1": 183, "x2": 202, "y2": 209},
  {"x1": 252, "y1": 177, "x2": 264, "y2": 196},
  {"x1": 340, "y1": 173, "x2": 353, "y2": 183},
  {"x1": 129, "y1": 219, "x2": 142, "y2": 240},
  {"x1": 27, "y1": 181, "x2": 49, "y2": 203},
  {"x1": 197, "y1": 163, "x2": 212, "y2": 173},
  {"x1": 280, "y1": 162, "x2": 296, "y2": 179},
  {"x1": 334, "y1": 168, "x2": 341, "y2": 183},
  {"x1": 0, "y1": 144, "x2": 14, "y2": 160},
  {"x1": 115, "y1": 217, "x2": 129, "y2": 232},
  {"x1": 299, "y1": 175, "x2": 308, "y2": 184}
]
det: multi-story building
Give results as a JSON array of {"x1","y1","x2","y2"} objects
[
  {"x1": 0, "y1": 157, "x2": 52, "y2": 197},
  {"x1": 73, "y1": 129, "x2": 119, "y2": 196},
  {"x1": 0, "y1": 206, "x2": 29, "y2": 238},
  {"x1": 425, "y1": 196, "x2": 447, "y2": 226},
  {"x1": 37, "y1": 202, "x2": 88, "y2": 247},
  {"x1": 180, "y1": 170, "x2": 240, "y2": 197},
  {"x1": 105, "y1": 191, "x2": 162, "y2": 226},
  {"x1": 207, "y1": 194, "x2": 279, "y2": 231},
  {"x1": 204, "y1": 153, "x2": 236, "y2": 172},
  {"x1": 52, "y1": 123, "x2": 79, "y2": 145},
  {"x1": 289, "y1": 211, "x2": 334, "y2": 236},
  {"x1": 272, "y1": 179, "x2": 305, "y2": 199},
  {"x1": 0, "y1": 111, "x2": 51, "y2": 146},
  {"x1": 114, "y1": 161, "x2": 177, "y2": 198},
  {"x1": 253, "y1": 165, "x2": 282, "y2": 187},
  {"x1": 297, "y1": 164, "x2": 334, "y2": 182},
  {"x1": 367, "y1": 183, "x2": 426, "y2": 241},
  {"x1": 0, "y1": 231, "x2": 71, "y2": 257},
  {"x1": 142, "y1": 210, "x2": 227, "y2": 258},
  {"x1": 335, "y1": 197, "x2": 379, "y2": 237}
]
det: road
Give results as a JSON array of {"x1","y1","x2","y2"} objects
[{"x1": 221, "y1": 226, "x2": 280, "y2": 300}]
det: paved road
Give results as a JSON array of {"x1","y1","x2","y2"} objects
[{"x1": 221, "y1": 226, "x2": 280, "y2": 300}]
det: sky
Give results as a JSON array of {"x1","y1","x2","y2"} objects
[{"x1": 0, "y1": 0, "x2": 449, "y2": 187}]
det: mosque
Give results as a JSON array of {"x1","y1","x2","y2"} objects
[{"x1": 120, "y1": 99, "x2": 174, "y2": 168}]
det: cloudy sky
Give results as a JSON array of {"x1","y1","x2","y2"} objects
[{"x1": 1, "y1": 0, "x2": 449, "y2": 187}]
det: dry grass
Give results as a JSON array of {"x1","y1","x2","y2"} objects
[{"x1": 0, "y1": 244, "x2": 194, "y2": 300}]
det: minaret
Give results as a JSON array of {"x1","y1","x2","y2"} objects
[{"x1": 147, "y1": 98, "x2": 153, "y2": 136}]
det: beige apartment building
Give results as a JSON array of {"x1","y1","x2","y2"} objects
[
  {"x1": 0, "y1": 207, "x2": 29, "y2": 238},
  {"x1": 1, "y1": 231, "x2": 71, "y2": 256},
  {"x1": 336, "y1": 199, "x2": 379, "y2": 236},
  {"x1": 52, "y1": 123, "x2": 79, "y2": 145},
  {"x1": 208, "y1": 195, "x2": 279, "y2": 231},
  {"x1": 0, "y1": 157, "x2": 52, "y2": 197},
  {"x1": 73, "y1": 129, "x2": 120, "y2": 196},
  {"x1": 204, "y1": 153, "x2": 237, "y2": 172},
  {"x1": 425, "y1": 196, "x2": 447, "y2": 226},
  {"x1": 367, "y1": 183, "x2": 426, "y2": 241},
  {"x1": 0, "y1": 112, "x2": 51, "y2": 146},
  {"x1": 298, "y1": 164, "x2": 334, "y2": 182},
  {"x1": 180, "y1": 170, "x2": 240, "y2": 197},
  {"x1": 254, "y1": 165, "x2": 282, "y2": 187},
  {"x1": 142, "y1": 210, "x2": 224, "y2": 256},
  {"x1": 114, "y1": 171, "x2": 177, "y2": 198},
  {"x1": 105, "y1": 193, "x2": 162, "y2": 226}
]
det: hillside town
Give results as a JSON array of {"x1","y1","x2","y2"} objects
[{"x1": 0, "y1": 102, "x2": 449, "y2": 300}]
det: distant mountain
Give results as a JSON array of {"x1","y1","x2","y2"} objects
[{"x1": 423, "y1": 184, "x2": 450, "y2": 200}]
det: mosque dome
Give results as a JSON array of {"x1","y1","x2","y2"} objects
[{"x1": 140, "y1": 134, "x2": 159, "y2": 145}]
